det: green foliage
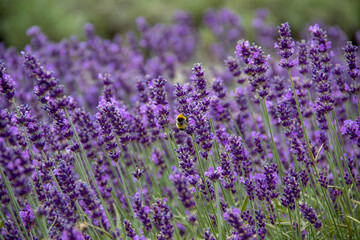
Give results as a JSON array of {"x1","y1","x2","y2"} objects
[{"x1": 0, "y1": 0, "x2": 359, "y2": 49}]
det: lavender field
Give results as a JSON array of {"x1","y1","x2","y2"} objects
[{"x1": 1, "y1": 8, "x2": 360, "y2": 240}]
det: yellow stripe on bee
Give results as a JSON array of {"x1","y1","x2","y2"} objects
[
  {"x1": 176, "y1": 124, "x2": 187, "y2": 130},
  {"x1": 177, "y1": 113, "x2": 186, "y2": 120}
]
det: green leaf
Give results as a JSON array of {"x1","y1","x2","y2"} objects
[
  {"x1": 240, "y1": 195, "x2": 249, "y2": 213},
  {"x1": 345, "y1": 215, "x2": 360, "y2": 225},
  {"x1": 114, "y1": 203, "x2": 122, "y2": 231}
]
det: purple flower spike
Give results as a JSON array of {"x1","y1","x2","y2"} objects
[
  {"x1": 275, "y1": 22, "x2": 296, "y2": 69},
  {"x1": 309, "y1": 24, "x2": 334, "y2": 122},
  {"x1": 204, "y1": 228, "x2": 216, "y2": 240},
  {"x1": 227, "y1": 135, "x2": 252, "y2": 178},
  {"x1": 169, "y1": 167, "x2": 196, "y2": 210},
  {"x1": 192, "y1": 63, "x2": 209, "y2": 100},
  {"x1": 19, "y1": 204, "x2": 35, "y2": 231},
  {"x1": 299, "y1": 201, "x2": 322, "y2": 229},
  {"x1": 149, "y1": 76, "x2": 170, "y2": 128},
  {"x1": 132, "y1": 167, "x2": 144, "y2": 179},
  {"x1": 225, "y1": 56, "x2": 245, "y2": 84},
  {"x1": 124, "y1": 219, "x2": 137, "y2": 238},
  {"x1": 152, "y1": 198, "x2": 174, "y2": 239},
  {"x1": 280, "y1": 169, "x2": 301, "y2": 211},
  {"x1": 244, "y1": 178, "x2": 255, "y2": 201},
  {"x1": 297, "y1": 40, "x2": 310, "y2": 75},
  {"x1": 236, "y1": 40, "x2": 270, "y2": 98},
  {"x1": 204, "y1": 166, "x2": 221, "y2": 182},
  {"x1": 0, "y1": 60, "x2": 16, "y2": 102},
  {"x1": 255, "y1": 209, "x2": 267, "y2": 240},
  {"x1": 133, "y1": 192, "x2": 153, "y2": 231},
  {"x1": 343, "y1": 41, "x2": 360, "y2": 94},
  {"x1": 61, "y1": 227, "x2": 84, "y2": 240},
  {"x1": 223, "y1": 208, "x2": 255, "y2": 239},
  {"x1": 318, "y1": 170, "x2": 328, "y2": 188}
]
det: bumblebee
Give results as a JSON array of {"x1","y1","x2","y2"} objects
[{"x1": 176, "y1": 113, "x2": 188, "y2": 131}]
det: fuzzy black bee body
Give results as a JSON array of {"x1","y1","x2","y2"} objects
[{"x1": 176, "y1": 113, "x2": 188, "y2": 131}]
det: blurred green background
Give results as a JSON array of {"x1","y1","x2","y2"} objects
[{"x1": 1, "y1": 0, "x2": 360, "y2": 50}]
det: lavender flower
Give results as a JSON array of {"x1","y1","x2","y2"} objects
[
  {"x1": 19, "y1": 204, "x2": 35, "y2": 231},
  {"x1": 341, "y1": 117, "x2": 360, "y2": 147},
  {"x1": 251, "y1": 131, "x2": 265, "y2": 160},
  {"x1": 299, "y1": 202, "x2": 322, "y2": 229},
  {"x1": 318, "y1": 170, "x2": 328, "y2": 189},
  {"x1": 280, "y1": 169, "x2": 301, "y2": 210},
  {"x1": 61, "y1": 227, "x2": 84, "y2": 240},
  {"x1": 204, "y1": 166, "x2": 221, "y2": 182},
  {"x1": 263, "y1": 163, "x2": 279, "y2": 199},
  {"x1": 16, "y1": 104, "x2": 45, "y2": 150},
  {"x1": 236, "y1": 40, "x2": 270, "y2": 98},
  {"x1": 22, "y1": 51, "x2": 57, "y2": 104},
  {"x1": 204, "y1": 228, "x2": 216, "y2": 240},
  {"x1": 0, "y1": 60, "x2": 16, "y2": 102},
  {"x1": 297, "y1": 40, "x2": 310, "y2": 75},
  {"x1": 300, "y1": 169, "x2": 309, "y2": 187},
  {"x1": 343, "y1": 41, "x2": 359, "y2": 81},
  {"x1": 169, "y1": 167, "x2": 195, "y2": 210},
  {"x1": 149, "y1": 76, "x2": 170, "y2": 128},
  {"x1": 199, "y1": 177, "x2": 215, "y2": 201},
  {"x1": 220, "y1": 152, "x2": 236, "y2": 193},
  {"x1": 244, "y1": 178, "x2": 255, "y2": 201},
  {"x1": 223, "y1": 208, "x2": 254, "y2": 239},
  {"x1": 226, "y1": 56, "x2": 245, "y2": 84},
  {"x1": 176, "y1": 144, "x2": 196, "y2": 177},
  {"x1": 132, "y1": 167, "x2": 144, "y2": 180},
  {"x1": 227, "y1": 135, "x2": 252, "y2": 178},
  {"x1": 192, "y1": 63, "x2": 209, "y2": 100},
  {"x1": 174, "y1": 82, "x2": 190, "y2": 116},
  {"x1": 124, "y1": 219, "x2": 137, "y2": 238},
  {"x1": 309, "y1": 24, "x2": 334, "y2": 123},
  {"x1": 191, "y1": 104, "x2": 213, "y2": 159},
  {"x1": 76, "y1": 181, "x2": 103, "y2": 221},
  {"x1": 255, "y1": 209, "x2": 267, "y2": 240},
  {"x1": 275, "y1": 22, "x2": 296, "y2": 69},
  {"x1": 133, "y1": 192, "x2": 153, "y2": 231},
  {"x1": 152, "y1": 198, "x2": 174, "y2": 240}
]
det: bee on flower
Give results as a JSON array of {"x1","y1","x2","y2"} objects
[{"x1": 176, "y1": 113, "x2": 188, "y2": 131}]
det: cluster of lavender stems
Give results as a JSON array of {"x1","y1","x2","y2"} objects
[{"x1": 1, "y1": 8, "x2": 360, "y2": 240}]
